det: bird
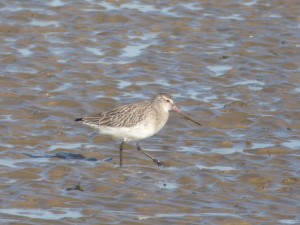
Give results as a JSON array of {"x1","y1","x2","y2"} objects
[{"x1": 75, "y1": 93, "x2": 201, "y2": 167}]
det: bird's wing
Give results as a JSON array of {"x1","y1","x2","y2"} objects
[{"x1": 82, "y1": 102, "x2": 150, "y2": 128}]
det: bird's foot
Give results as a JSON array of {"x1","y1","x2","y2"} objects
[{"x1": 153, "y1": 159, "x2": 164, "y2": 166}]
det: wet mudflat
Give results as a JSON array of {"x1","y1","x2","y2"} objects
[{"x1": 0, "y1": 0, "x2": 300, "y2": 224}]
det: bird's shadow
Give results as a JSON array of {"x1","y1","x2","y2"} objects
[{"x1": 23, "y1": 152, "x2": 112, "y2": 162}]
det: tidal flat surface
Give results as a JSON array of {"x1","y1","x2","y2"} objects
[{"x1": 0, "y1": 0, "x2": 300, "y2": 224}]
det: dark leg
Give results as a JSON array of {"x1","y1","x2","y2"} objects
[
  {"x1": 119, "y1": 141, "x2": 125, "y2": 167},
  {"x1": 136, "y1": 142, "x2": 163, "y2": 166}
]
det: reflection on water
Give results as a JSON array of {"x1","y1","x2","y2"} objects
[
  {"x1": 0, "y1": 158, "x2": 50, "y2": 169},
  {"x1": 281, "y1": 139, "x2": 300, "y2": 150},
  {"x1": 196, "y1": 164, "x2": 235, "y2": 171},
  {"x1": 47, "y1": 0, "x2": 66, "y2": 7},
  {"x1": 122, "y1": 43, "x2": 150, "y2": 58},
  {"x1": 206, "y1": 65, "x2": 233, "y2": 77},
  {"x1": 29, "y1": 20, "x2": 60, "y2": 27},
  {"x1": 0, "y1": 208, "x2": 82, "y2": 220},
  {"x1": 279, "y1": 219, "x2": 299, "y2": 225}
]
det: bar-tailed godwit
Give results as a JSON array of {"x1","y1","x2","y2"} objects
[{"x1": 75, "y1": 93, "x2": 201, "y2": 166}]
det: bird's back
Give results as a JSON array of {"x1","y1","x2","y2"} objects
[{"x1": 80, "y1": 101, "x2": 152, "y2": 128}]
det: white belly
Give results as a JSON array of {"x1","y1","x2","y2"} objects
[{"x1": 85, "y1": 120, "x2": 167, "y2": 142}]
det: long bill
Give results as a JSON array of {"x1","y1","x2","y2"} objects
[{"x1": 172, "y1": 105, "x2": 202, "y2": 126}]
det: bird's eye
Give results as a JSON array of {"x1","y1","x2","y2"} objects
[{"x1": 166, "y1": 99, "x2": 170, "y2": 102}]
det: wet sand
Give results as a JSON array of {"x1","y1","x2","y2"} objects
[{"x1": 0, "y1": 0, "x2": 300, "y2": 224}]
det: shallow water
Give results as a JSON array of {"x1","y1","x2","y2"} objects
[{"x1": 1, "y1": 0, "x2": 300, "y2": 224}]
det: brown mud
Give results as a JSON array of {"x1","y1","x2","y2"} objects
[{"x1": 0, "y1": 0, "x2": 299, "y2": 224}]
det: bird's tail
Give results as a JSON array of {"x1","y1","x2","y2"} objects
[{"x1": 74, "y1": 118, "x2": 83, "y2": 122}]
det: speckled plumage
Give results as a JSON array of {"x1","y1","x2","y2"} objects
[
  {"x1": 77, "y1": 93, "x2": 173, "y2": 138},
  {"x1": 75, "y1": 93, "x2": 176, "y2": 166},
  {"x1": 81, "y1": 101, "x2": 152, "y2": 128}
]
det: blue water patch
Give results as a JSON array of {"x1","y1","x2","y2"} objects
[
  {"x1": 121, "y1": 2, "x2": 156, "y2": 13},
  {"x1": 122, "y1": 43, "x2": 150, "y2": 58},
  {"x1": 207, "y1": 65, "x2": 233, "y2": 77},
  {"x1": 0, "y1": 208, "x2": 82, "y2": 220},
  {"x1": 156, "y1": 181, "x2": 178, "y2": 190},
  {"x1": 251, "y1": 142, "x2": 275, "y2": 149},
  {"x1": 47, "y1": 0, "x2": 66, "y2": 7},
  {"x1": 6, "y1": 65, "x2": 38, "y2": 74},
  {"x1": 178, "y1": 3, "x2": 202, "y2": 10},
  {"x1": 240, "y1": 0, "x2": 258, "y2": 6},
  {"x1": 0, "y1": 158, "x2": 50, "y2": 169},
  {"x1": 29, "y1": 20, "x2": 60, "y2": 27},
  {"x1": 18, "y1": 48, "x2": 33, "y2": 56},
  {"x1": 281, "y1": 140, "x2": 300, "y2": 150},
  {"x1": 0, "y1": 115, "x2": 19, "y2": 122},
  {"x1": 218, "y1": 14, "x2": 245, "y2": 20},
  {"x1": 211, "y1": 147, "x2": 243, "y2": 154},
  {"x1": 293, "y1": 87, "x2": 300, "y2": 93},
  {"x1": 279, "y1": 219, "x2": 299, "y2": 225},
  {"x1": 85, "y1": 47, "x2": 104, "y2": 56},
  {"x1": 47, "y1": 143, "x2": 96, "y2": 151},
  {"x1": 118, "y1": 80, "x2": 132, "y2": 89},
  {"x1": 138, "y1": 212, "x2": 240, "y2": 220},
  {"x1": 98, "y1": 1, "x2": 181, "y2": 17},
  {"x1": 196, "y1": 164, "x2": 235, "y2": 171}
]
